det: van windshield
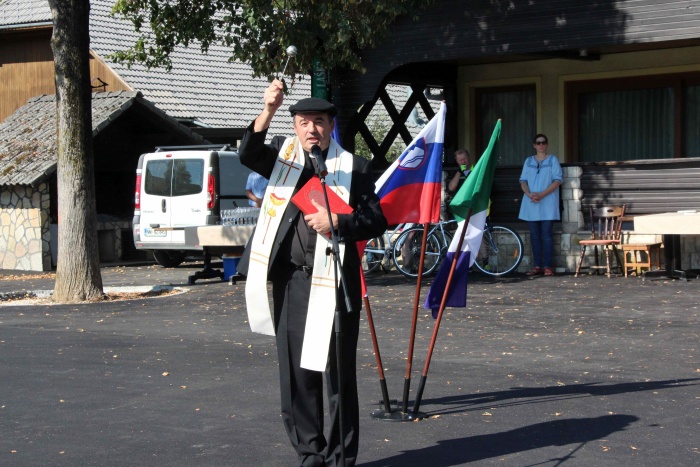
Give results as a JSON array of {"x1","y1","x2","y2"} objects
[{"x1": 144, "y1": 159, "x2": 204, "y2": 197}]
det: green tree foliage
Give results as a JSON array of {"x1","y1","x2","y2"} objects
[
  {"x1": 354, "y1": 117, "x2": 405, "y2": 162},
  {"x1": 110, "y1": 0, "x2": 432, "y2": 78}
]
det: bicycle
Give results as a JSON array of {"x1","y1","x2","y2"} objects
[
  {"x1": 472, "y1": 222, "x2": 523, "y2": 277},
  {"x1": 391, "y1": 220, "x2": 456, "y2": 278},
  {"x1": 391, "y1": 218, "x2": 523, "y2": 278},
  {"x1": 361, "y1": 223, "x2": 411, "y2": 274}
]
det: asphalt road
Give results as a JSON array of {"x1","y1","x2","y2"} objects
[{"x1": 1, "y1": 263, "x2": 698, "y2": 466}]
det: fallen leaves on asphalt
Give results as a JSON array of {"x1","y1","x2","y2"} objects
[
  {"x1": 1, "y1": 288, "x2": 181, "y2": 306},
  {"x1": 0, "y1": 273, "x2": 56, "y2": 281}
]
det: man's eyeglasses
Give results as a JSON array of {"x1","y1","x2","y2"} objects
[{"x1": 535, "y1": 141, "x2": 547, "y2": 145}]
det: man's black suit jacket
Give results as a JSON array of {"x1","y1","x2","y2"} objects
[{"x1": 235, "y1": 127, "x2": 387, "y2": 312}]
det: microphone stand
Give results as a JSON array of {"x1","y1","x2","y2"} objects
[{"x1": 312, "y1": 148, "x2": 352, "y2": 467}]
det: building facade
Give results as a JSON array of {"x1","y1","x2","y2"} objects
[{"x1": 333, "y1": 0, "x2": 700, "y2": 272}]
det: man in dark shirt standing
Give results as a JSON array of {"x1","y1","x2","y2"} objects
[
  {"x1": 236, "y1": 78, "x2": 387, "y2": 467},
  {"x1": 447, "y1": 149, "x2": 472, "y2": 198},
  {"x1": 443, "y1": 149, "x2": 472, "y2": 221}
]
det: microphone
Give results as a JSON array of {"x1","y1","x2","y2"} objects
[{"x1": 310, "y1": 144, "x2": 328, "y2": 177}]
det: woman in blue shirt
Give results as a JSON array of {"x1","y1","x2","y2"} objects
[{"x1": 519, "y1": 134, "x2": 563, "y2": 276}]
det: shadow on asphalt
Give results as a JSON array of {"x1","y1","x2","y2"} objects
[
  {"x1": 417, "y1": 378, "x2": 700, "y2": 417},
  {"x1": 363, "y1": 270, "x2": 544, "y2": 288},
  {"x1": 360, "y1": 414, "x2": 639, "y2": 466},
  {"x1": 357, "y1": 379, "x2": 698, "y2": 466}
]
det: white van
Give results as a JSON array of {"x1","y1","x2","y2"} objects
[{"x1": 133, "y1": 145, "x2": 252, "y2": 267}]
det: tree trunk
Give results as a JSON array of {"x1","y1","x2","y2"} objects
[{"x1": 49, "y1": 0, "x2": 103, "y2": 302}]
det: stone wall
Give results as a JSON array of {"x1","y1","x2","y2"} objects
[
  {"x1": 0, "y1": 184, "x2": 51, "y2": 271},
  {"x1": 96, "y1": 218, "x2": 132, "y2": 262},
  {"x1": 557, "y1": 166, "x2": 586, "y2": 272},
  {"x1": 1, "y1": 184, "x2": 134, "y2": 271},
  {"x1": 681, "y1": 236, "x2": 700, "y2": 269}
]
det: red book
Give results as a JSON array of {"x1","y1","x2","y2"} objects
[{"x1": 292, "y1": 177, "x2": 353, "y2": 237}]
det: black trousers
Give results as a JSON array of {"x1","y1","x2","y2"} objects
[{"x1": 272, "y1": 268, "x2": 360, "y2": 467}]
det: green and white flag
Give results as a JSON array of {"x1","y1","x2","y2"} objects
[{"x1": 424, "y1": 120, "x2": 501, "y2": 314}]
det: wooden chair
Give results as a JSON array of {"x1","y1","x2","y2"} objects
[
  {"x1": 618, "y1": 216, "x2": 662, "y2": 277},
  {"x1": 621, "y1": 242, "x2": 662, "y2": 277},
  {"x1": 574, "y1": 205, "x2": 626, "y2": 278}
]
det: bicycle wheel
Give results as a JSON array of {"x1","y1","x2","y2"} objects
[
  {"x1": 392, "y1": 227, "x2": 442, "y2": 278},
  {"x1": 440, "y1": 229, "x2": 454, "y2": 251},
  {"x1": 435, "y1": 219, "x2": 457, "y2": 254},
  {"x1": 473, "y1": 225, "x2": 523, "y2": 277},
  {"x1": 362, "y1": 236, "x2": 385, "y2": 274}
]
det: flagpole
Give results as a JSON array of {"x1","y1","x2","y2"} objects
[
  {"x1": 369, "y1": 101, "x2": 448, "y2": 419},
  {"x1": 413, "y1": 208, "x2": 473, "y2": 414},
  {"x1": 363, "y1": 294, "x2": 392, "y2": 413},
  {"x1": 401, "y1": 223, "x2": 430, "y2": 414}
]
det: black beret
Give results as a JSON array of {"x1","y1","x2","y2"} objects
[{"x1": 289, "y1": 97, "x2": 337, "y2": 117}]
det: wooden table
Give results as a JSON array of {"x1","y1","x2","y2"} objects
[{"x1": 633, "y1": 211, "x2": 700, "y2": 280}]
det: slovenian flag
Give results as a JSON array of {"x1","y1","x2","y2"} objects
[
  {"x1": 358, "y1": 103, "x2": 446, "y2": 297},
  {"x1": 374, "y1": 102, "x2": 446, "y2": 225},
  {"x1": 424, "y1": 119, "x2": 501, "y2": 316}
]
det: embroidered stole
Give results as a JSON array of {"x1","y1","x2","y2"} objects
[{"x1": 245, "y1": 137, "x2": 353, "y2": 371}]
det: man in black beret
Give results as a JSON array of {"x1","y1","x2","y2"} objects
[
  {"x1": 288, "y1": 97, "x2": 337, "y2": 116},
  {"x1": 236, "y1": 79, "x2": 387, "y2": 466}
]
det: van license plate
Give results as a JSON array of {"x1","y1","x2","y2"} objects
[{"x1": 143, "y1": 228, "x2": 167, "y2": 237}]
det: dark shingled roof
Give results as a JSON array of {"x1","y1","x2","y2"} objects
[
  {"x1": 0, "y1": 91, "x2": 204, "y2": 186},
  {"x1": 0, "y1": 0, "x2": 50, "y2": 27},
  {"x1": 0, "y1": 0, "x2": 310, "y2": 138}
]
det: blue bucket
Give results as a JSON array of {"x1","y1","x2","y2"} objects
[{"x1": 222, "y1": 255, "x2": 241, "y2": 280}]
